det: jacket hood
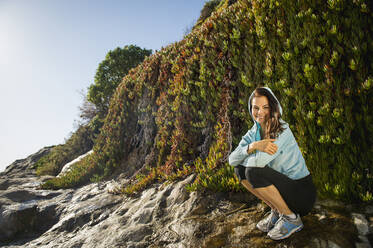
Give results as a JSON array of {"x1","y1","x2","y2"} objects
[{"x1": 248, "y1": 87, "x2": 283, "y2": 122}]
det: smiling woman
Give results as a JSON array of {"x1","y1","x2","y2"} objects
[
  {"x1": 0, "y1": 0, "x2": 205, "y2": 172},
  {"x1": 252, "y1": 97, "x2": 270, "y2": 125},
  {"x1": 250, "y1": 87, "x2": 285, "y2": 140},
  {"x1": 229, "y1": 87, "x2": 316, "y2": 240}
]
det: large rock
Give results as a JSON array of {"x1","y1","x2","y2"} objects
[{"x1": 1, "y1": 147, "x2": 52, "y2": 178}]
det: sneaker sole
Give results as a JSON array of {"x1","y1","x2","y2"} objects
[
  {"x1": 268, "y1": 225, "x2": 303, "y2": 240},
  {"x1": 256, "y1": 223, "x2": 273, "y2": 233},
  {"x1": 256, "y1": 221, "x2": 278, "y2": 233}
]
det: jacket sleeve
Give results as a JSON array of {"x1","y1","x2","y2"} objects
[
  {"x1": 244, "y1": 126, "x2": 292, "y2": 167},
  {"x1": 228, "y1": 130, "x2": 255, "y2": 166}
]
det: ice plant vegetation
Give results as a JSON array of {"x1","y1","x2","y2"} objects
[{"x1": 41, "y1": 0, "x2": 372, "y2": 203}]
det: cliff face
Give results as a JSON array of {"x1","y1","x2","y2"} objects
[
  {"x1": 0, "y1": 148, "x2": 372, "y2": 247},
  {"x1": 46, "y1": 0, "x2": 373, "y2": 201}
]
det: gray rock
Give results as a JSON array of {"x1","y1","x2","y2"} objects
[
  {"x1": 311, "y1": 238, "x2": 328, "y2": 248},
  {"x1": 353, "y1": 213, "x2": 370, "y2": 235},
  {"x1": 356, "y1": 243, "x2": 372, "y2": 248},
  {"x1": 0, "y1": 202, "x2": 38, "y2": 241},
  {"x1": 328, "y1": 241, "x2": 342, "y2": 248},
  {"x1": 366, "y1": 205, "x2": 373, "y2": 215},
  {"x1": 0, "y1": 148, "x2": 369, "y2": 248},
  {"x1": 316, "y1": 199, "x2": 344, "y2": 208},
  {"x1": 1, "y1": 147, "x2": 53, "y2": 176},
  {"x1": 356, "y1": 235, "x2": 372, "y2": 248},
  {"x1": 309, "y1": 239, "x2": 343, "y2": 248}
]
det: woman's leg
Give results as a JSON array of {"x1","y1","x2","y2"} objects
[
  {"x1": 236, "y1": 166, "x2": 314, "y2": 239},
  {"x1": 240, "y1": 179, "x2": 276, "y2": 210},
  {"x1": 243, "y1": 166, "x2": 294, "y2": 215},
  {"x1": 254, "y1": 185, "x2": 293, "y2": 215},
  {"x1": 235, "y1": 165, "x2": 283, "y2": 212},
  {"x1": 247, "y1": 166, "x2": 316, "y2": 217},
  {"x1": 241, "y1": 179, "x2": 293, "y2": 215}
]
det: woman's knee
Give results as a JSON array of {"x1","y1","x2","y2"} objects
[
  {"x1": 245, "y1": 167, "x2": 272, "y2": 188},
  {"x1": 234, "y1": 165, "x2": 247, "y2": 182},
  {"x1": 245, "y1": 167, "x2": 264, "y2": 181}
]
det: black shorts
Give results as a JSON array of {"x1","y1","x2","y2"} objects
[{"x1": 234, "y1": 165, "x2": 316, "y2": 216}]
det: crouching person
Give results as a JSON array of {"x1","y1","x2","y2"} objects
[{"x1": 229, "y1": 87, "x2": 316, "y2": 240}]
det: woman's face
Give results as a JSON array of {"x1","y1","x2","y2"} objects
[{"x1": 251, "y1": 95, "x2": 270, "y2": 126}]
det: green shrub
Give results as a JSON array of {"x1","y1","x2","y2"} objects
[
  {"x1": 43, "y1": 0, "x2": 372, "y2": 203},
  {"x1": 88, "y1": 45, "x2": 152, "y2": 113},
  {"x1": 197, "y1": 0, "x2": 222, "y2": 24},
  {"x1": 35, "y1": 124, "x2": 97, "y2": 176},
  {"x1": 39, "y1": 153, "x2": 97, "y2": 189}
]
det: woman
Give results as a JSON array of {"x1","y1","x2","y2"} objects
[{"x1": 229, "y1": 87, "x2": 316, "y2": 240}]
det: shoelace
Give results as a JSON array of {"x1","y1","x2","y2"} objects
[
  {"x1": 264, "y1": 209, "x2": 279, "y2": 218},
  {"x1": 271, "y1": 214, "x2": 286, "y2": 232},
  {"x1": 270, "y1": 210, "x2": 280, "y2": 221}
]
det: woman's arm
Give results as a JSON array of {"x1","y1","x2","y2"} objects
[
  {"x1": 251, "y1": 139, "x2": 277, "y2": 155},
  {"x1": 228, "y1": 131, "x2": 255, "y2": 166},
  {"x1": 244, "y1": 126, "x2": 292, "y2": 167}
]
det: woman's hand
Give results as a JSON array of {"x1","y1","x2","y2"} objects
[{"x1": 251, "y1": 139, "x2": 278, "y2": 155}]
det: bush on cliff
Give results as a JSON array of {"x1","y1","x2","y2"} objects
[
  {"x1": 35, "y1": 124, "x2": 96, "y2": 176},
  {"x1": 42, "y1": 0, "x2": 372, "y2": 203},
  {"x1": 88, "y1": 45, "x2": 152, "y2": 114},
  {"x1": 35, "y1": 45, "x2": 152, "y2": 176}
]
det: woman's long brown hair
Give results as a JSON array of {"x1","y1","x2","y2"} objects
[{"x1": 251, "y1": 88, "x2": 285, "y2": 139}]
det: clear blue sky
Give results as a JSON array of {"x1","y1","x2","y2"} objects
[{"x1": 0, "y1": 0, "x2": 205, "y2": 171}]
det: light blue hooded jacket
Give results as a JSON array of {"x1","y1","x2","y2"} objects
[{"x1": 228, "y1": 87, "x2": 310, "y2": 180}]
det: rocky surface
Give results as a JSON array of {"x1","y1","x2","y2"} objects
[{"x1": 0, "y1": 148, "x2": 372, "y2": 248}]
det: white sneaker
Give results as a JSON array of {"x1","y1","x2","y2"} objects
[
  {"x1": 256, "y1": 210, "x2": 279, "y2": 232},
  {"x1": 267, "y1": 214, "x2": 303, "y2": 240}
]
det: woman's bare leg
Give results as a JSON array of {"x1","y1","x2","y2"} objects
[
  {"x1": 241, "y1": 180, "x2": 275, "y2": 209},
  {"x1": 255, "y1": 185, "x2": 293, "y2": 215},
  {"x1": 241, "y1": 180, "x2": 293, "y2": 215}
]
